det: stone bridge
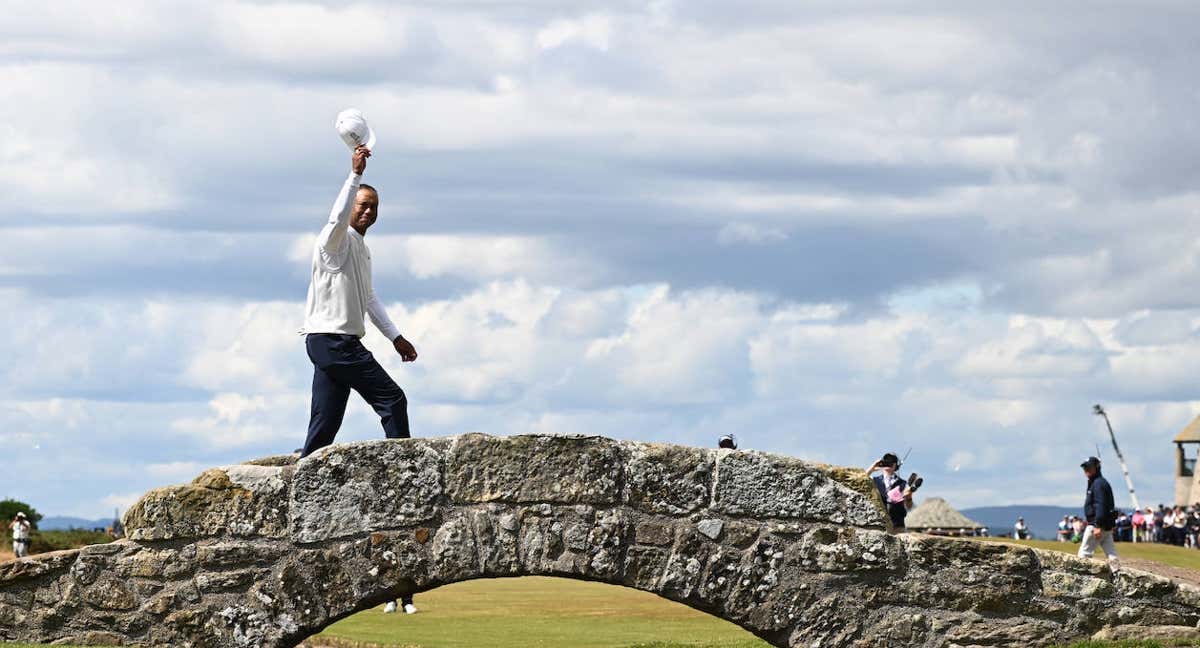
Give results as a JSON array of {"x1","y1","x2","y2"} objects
[{"x1": 2, "y1": 434, "x2": 1200, "y2": 647}]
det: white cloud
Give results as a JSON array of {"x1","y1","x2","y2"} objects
[
  {"x1": 0, "y1": 69, "x2": 179, "y2": 215},
  {"x1": 749, "y1": 312, "x2": 916, "y2": 398},
  {"x1": 395, "y1": 234, "x2": 599, "y2": 283},
  {"x1": 144, "y1": 461, "x2": 206, "y2": 480},
  {"x1": 181, "y1": 301, "x2": 308, "y2": 394},
  {"x1": 580, "y1": 286, "x2": 762, "y2": 405},
  {"x1": 537, "y1": 14, "x2": 612, "y2": 51},
  {"x1": 717, "y1": 222, "x2": 787, "y2": 246},
  {"x1": 4, "y1": 2, "x2": 1200, "y2": 518},
  {"x1": 2, "y1": 278, "x2": 1199, "y2": 513},
  {"x1": 954, "y1": 317, "x2": 1107, "y2": 380},
  {"x1": 290, "y1": 233, "x2": 601, "y2": 285},
  {"x1": 100, "y1": 492, "x2": 145, "y2": 514},
  {"x1": 215, "y1": 4, "x2": 404, "y2": 67}
]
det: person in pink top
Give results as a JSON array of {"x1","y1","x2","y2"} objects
[
  {"x1": 866, "y1": 452, "x2": 923, "y2": 532},
  {"x1": 1130, "y1": 509, "x2": 1144, "y2": 543}
]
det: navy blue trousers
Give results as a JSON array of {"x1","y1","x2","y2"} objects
[{"x1": 303, "y1": 333, "x2": 409, "y2": 458}]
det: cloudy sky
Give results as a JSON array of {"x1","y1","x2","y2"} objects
[{"x1": 2, "y1": 1, "x2": 1199, "y2": 518}]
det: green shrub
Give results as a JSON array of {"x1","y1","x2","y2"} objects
[
  {"x1": 30, "y1": 529, "x2": 114, "y2": 553},
  {"x1": 2, "y1": 529, "x2": 113, "y2": 555}
]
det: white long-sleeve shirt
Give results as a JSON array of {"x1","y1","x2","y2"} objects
[
  {"x1": 301, "y1": 171, "x2": 401, "y2": 341},
  {"x1": 11, "y1": 520, "x2": 29, "y2": 541}
]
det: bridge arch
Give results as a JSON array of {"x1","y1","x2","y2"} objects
[{"x1": 2, "y1": 434, "x2": 1200, "y2": 647}]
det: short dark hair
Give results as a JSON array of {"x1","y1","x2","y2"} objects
[{"x1": 358, "y1": 183, "x2": 378, "y2": 196}]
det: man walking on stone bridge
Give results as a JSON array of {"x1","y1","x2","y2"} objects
[
  {"x1": 298, "y1": 144, "x2": 419, "y2": 458},
  {"x1": 1079, "y1": 456, "x2": 1120, "y2": 570}
]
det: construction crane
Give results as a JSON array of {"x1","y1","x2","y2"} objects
[{"x1": 1092, "y1": 404, "x2": 1141, "y2": 511}]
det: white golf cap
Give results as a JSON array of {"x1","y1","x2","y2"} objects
[{"x1": 334, "y1": 108, "x2": 376, "y2": 151}]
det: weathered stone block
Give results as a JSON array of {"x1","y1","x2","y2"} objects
[
  {"x1": 696, "y1": 544, "x2": 745, "y2": 606},
  {"x1": 1170, "y1": 582, "x2": 1200, "y2": 608},
  {"x1": 124, "y1": 465, "x2": 289, "y2": 540},
  {"x1": 696, "y1": 519, "x2": 724, "y2": 540},
  {"x1": 0, "y1": 601, "x2": 27, "y2": 626},
  {"x1": 359, "y1": 532, "x2": 431, "y2": 591},
  {"x1": 518, "y1": 510, "x2": 570, "y2": 575},
  {"x1": 584, "y1": 510, "x2": 626, "y2": 579},
  {"x1": 1041, "y1": 571, "x2": 1114, "y2": 599},
  {"x1": 143, "y1": 591, "x2": 174, "y2": 615},
  {"x1": 624, "y1": 546, "x2": 670, "y2": 591},
  {"x1": 0, "y1": 587, "x2": 30, "y2": 608},
  {"x1": 712, "y1": 451, "x2": 885, "y2": 526},
  {"x1": 448, "y1": 434, "x2": 622, "y2": 505},
  {"x1": 790, "y1": 526, "x2": 900, "y2": 573},
  {"x1": 903, "y1": 534, "x2": 1034, "y2": 574},
  {"x1": 660, "y1": 552, "x2": 704, "y2": 598},
  {"x1": 291, "y1": 440, "x2": 444, "y2": 543},
  {"x1": 114, "y1": 548, "x2": 177, "y2": 579},
  {"x1": 196, "y1": 568, "x2": 265, "y2": 593},
  {"x1": 660, "y1": 528, "x2": 720, "y2": 599},
  {"x1": 724, "y1": 521, "x2": 760, "y2": 548},
  {"x1": 634, "y1": 520, "x2": 675, "y2": 547},
  {"x1": 79, "y1": 543, "x2": 124, "y2": 557},
  {"x1": 1036, "y1": 548, "x2": 1110, "y2": 575},
  {"x1": 69, "y1": 631, "x2": 125, "y2": 646},
  {"x1": 942, "y1": 615, "x2": 1064, "y2": 644},
  {"x1": 469, "y1": 508, "x2": 523, "y2": 576},
  {"x1": 81, "y1": 575, "x2": 137, "y2": 611},
  {"x1": 196, "y1": 541, "x2": 285, "y2": 568},
  {"x1": 0, "y1": 550, "x2": 78, "y2": 585},
  {"x1": 430, "y1": 513, "x2": 480, "y2": 583},
  {"x1": 1114, "y1": 567, "x2": 1176, "y2": 599},
  {"x1": 1093, "y1": 624, "x2": 1200, "y2": 641},
  {"x1": 624, "y1": 442, "x2": 711, "y2": 515}
]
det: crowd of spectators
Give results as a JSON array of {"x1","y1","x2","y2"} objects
[{"x1": 1052, "y1": 505, "x2": 1200, "y2": 546}]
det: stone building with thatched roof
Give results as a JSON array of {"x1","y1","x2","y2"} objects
[
  {"x1": 1174, "y1": 414, "x2": 1200, "y2": 506},
  {"x1": 906, "y1": 497, "x2": 986, "y2": 536}
]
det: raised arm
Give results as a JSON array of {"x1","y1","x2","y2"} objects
[{"x1": 317, "y1": 145, "x2": 370, "y2": 256}]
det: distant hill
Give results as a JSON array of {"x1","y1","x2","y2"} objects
[
  {"x1": 961, "y1": 505, "x2": 1081, "y2": 540},
  {"x1": 39, "y1": 516, "x2": 115, "y2": 531}
]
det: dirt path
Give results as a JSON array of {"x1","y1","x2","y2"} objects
[{"x1": 1124, "y1": 557, "x2": 1200, "y2": 588}]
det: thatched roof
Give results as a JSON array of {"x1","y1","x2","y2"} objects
[
  {"x1": 906, "y1": 497, "x2": 984, "y2": 530},
  {"x1": 1175, "y1": 414, "x2": 1200, "y2": 443}
]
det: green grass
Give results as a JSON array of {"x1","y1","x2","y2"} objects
[
  {"x1": 975, "y1": 537, "x2": 1200, "y2": 572},
  {"x1": 315, "y1": 576, "x2": 768, "y2": 648},
  {"x1": 5, "y1": 642, "x2": 1198, "y2": 648}
]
